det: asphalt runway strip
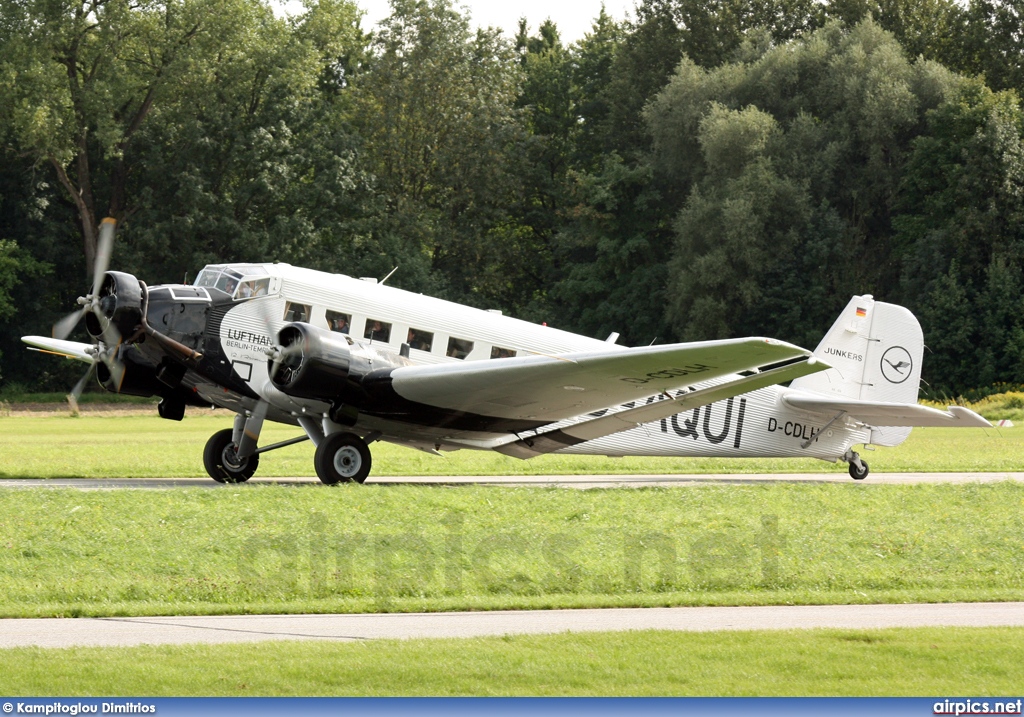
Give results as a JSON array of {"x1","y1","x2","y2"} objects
[
  {"x1": 3, "y1": 603, "x2": 1024, "y2": 648},
  {"x1": 1, "y1": 472, "x2": 1024, "y2": 488}
]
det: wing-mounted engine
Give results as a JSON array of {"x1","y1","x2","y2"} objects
[{"x1": 268, "y1": 323, "x2": 409, "y2": 408}]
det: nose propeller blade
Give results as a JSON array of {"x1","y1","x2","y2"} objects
[
  {"x1": 52, "y1": 306, "x2": 87, "y2": 340},
  {"x1": 69, "y1": 362, "x2": 97, "y2": 405},
  {"x1": 91, "y1": 218, "x2": 116, "y2": 299},
  {"x1": 91, "y1": 304, "x2": 125, "y2": 391},
  {"x1": 52, "y1": 218, "x2": 118, "y2": 341},
  {"x1": 55, "y1": 217, "x2": 126, "y2": 398}
]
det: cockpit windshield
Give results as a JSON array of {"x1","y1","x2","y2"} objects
[{"x1": 195, "y1": 265, "x2": 272, "y2": 299}]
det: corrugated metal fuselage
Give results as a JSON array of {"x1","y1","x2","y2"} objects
[{"x1": 185, "y1": 263, "x2": 867, "y2": 465}]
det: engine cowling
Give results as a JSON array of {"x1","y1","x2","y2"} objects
[
  {"x1": 268, "y1": 323, "x2": 376, "y2": 402},
  {"x1": 96, "y1": 357, "x2": 162, "y2": 397},
  {"x1": 85, "y1": 271, "x2": 144, "y2": 340}
]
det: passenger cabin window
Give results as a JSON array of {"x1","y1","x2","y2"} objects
[
  {"x1": 284, "y1": 302, "x2": 311, "y2": 323},
  {"x1": 447, "y1": 337, "x2": 474, "y2": 360},
  {"x1": 407, "y1": 328, "x2": 433, "y2": 351},
  {"x1": 234, "y1": 277, "x2": 269, "y2": 299},
  {"x1": 326, "y1": 310, "x2": 351, "y2": 334},
  {"x1": 364, "y1": 319, "x2": 391, "y2": 343},
  {"x1": 490, "y1": 346, "x2": 516, "y2": 359}
]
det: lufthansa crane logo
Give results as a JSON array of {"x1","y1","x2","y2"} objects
[{"x1": 880, "y1": 346, "x2": 913, "y2": 384}]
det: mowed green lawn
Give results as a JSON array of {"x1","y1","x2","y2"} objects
[
  {"x1": 2, "y1": 481, "x2": 1023, "y2": 618},
  {"x1": 2, "y1": 413, "x2": 1022, "y2": 697},
  {"x1": 3, "y1": 627, "x2": 1024, "y2": 696},
  {"x1": 0, "y1": 412, "x2": 1018, "y2": 477}
]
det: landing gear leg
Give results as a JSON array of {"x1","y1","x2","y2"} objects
[
  {"x1": 203, "y1": 428, "x2": 259, "y2": 483},
  {"x1": 314, "y1": 432, "x2": 372, "y2": 485},
  {"x1": 844, "y1": 450, "x2": 869, "y2": 480}
]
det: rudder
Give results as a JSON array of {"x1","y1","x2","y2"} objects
[{"x1": 790, "y1": 295, "x2": 924, "y2": 446}]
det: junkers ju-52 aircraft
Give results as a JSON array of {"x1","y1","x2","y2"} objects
[{"x1": 24, "y1": 219, "x2": 989, "y2": 484}]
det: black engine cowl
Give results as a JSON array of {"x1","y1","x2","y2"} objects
[
  {"x1": 96, "y1": 357, "x2": 162, "y2": 397},
  {"x1": 85, "y1": 271, "x2": 144, "y2": 340},
  {"x1": 269, "y1": 323, "x2": 376, "y2": 402}
]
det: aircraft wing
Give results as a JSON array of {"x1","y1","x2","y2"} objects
[
  {"x1": 387, "y1": 337, "x2": 825, "y2": 423},
  {"x1": 781, "y1": 393, "x2": 991, "y2": 428},
  {"x1": 22, "y1": 336, "x2": 94, "y2": 364},
  {"x1": 492, "y1": 357, "x2": 827, "y2": 458}
]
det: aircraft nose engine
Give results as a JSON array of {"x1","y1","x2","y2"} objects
[
  {"x1": 84, "y1": 271, "x2": 144, "y2": 341},
  {"x1": 268, "y1": 323, "x2": 357, "y2": 400}
]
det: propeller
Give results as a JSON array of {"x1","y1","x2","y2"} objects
[
  {"x1": 54, "y1": 218, "x2": 126, "y2": 403},
  {"x1": 267, "y1": 331, "x2": 306, "y2": 386},
  {"x1": 67, "y1": 361, "x2": 97, "y2": 412},
  {"x1": 233, "y1": 299, "x2": 306, "y2": 459},
  {"x1": 252, "y1": 297, "x2": 306, "y2": 386},
  {"x1": 53, "y1": 218, "x2": 116, "y2": 340}
]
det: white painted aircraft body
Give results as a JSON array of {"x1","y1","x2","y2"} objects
[{"x1": 25, "y1": 255, "x2": 990, "y2": 483}]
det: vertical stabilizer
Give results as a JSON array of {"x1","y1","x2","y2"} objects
[{"x1": 790, "y1": 295, "x2": 924, "y2": 446}]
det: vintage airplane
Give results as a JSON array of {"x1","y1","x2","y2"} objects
[{"x1": 23, "y1": 219, "x2": 989, "y2": 484}]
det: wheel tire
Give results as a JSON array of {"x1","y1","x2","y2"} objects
[
  {"x1": 849, "y1": 460, "x2": 869, "y2": 480},
  {"x1": 203, "y1": 428, "x2": 258, "y2": 483},
  {"x1": 314, "y1": 432, "x2": 372, "y2": 485}
]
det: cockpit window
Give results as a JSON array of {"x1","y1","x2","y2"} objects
[
  {"x1": 195, "y1": 269, "x2": 221, "y2": 288},
  {"x1": 195, "y1": 267, "x2": 244, "y2": 294},
  {"x1": 220, "y1": 271, "x2": 244, "y2": 294},
  {"x1": 234, "y1": 277, "x2": 270, "y2": 299}
]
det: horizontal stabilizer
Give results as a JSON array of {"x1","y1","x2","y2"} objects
[
  {"x1": 782, "y1": 393, "x2": 991, "y2": 428},
  {"x1": 495, "y1": 357, "x2": 827, "y2": 459},
  {"x1": 22, "y1": 336, "x2": 94, "y2": 364}
]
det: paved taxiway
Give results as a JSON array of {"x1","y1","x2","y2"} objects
[
  {"x1": 1, "y1": 472, "x2": 1023, "y2": 489},
  {"x1": 3, "y1": 603, "x2": 1024, "y2": 648}
]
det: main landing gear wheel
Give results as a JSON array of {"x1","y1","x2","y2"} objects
[
  {"x1": 847, "y1": 452, "x2": 870, "y2": 480},
  {"x1": 203, "y1": 428, "x2": 259, "y2": 483},
  {"x1": 314, "y1": 432, "x2": 372, "y2": 485}
]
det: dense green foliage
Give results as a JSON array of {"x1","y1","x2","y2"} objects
[{"x1": 2, "y1": 0, "x2": 1023, "y2": 395}]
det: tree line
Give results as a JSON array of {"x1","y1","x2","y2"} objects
[{"x1": 1, "y1": 0, "x2": 1022, "y2": 397}]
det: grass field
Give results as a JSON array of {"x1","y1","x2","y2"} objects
[
  {"x1": 2, "y1": 481, "x2": 1023, "y2": 618},
  {"x1": 2, "y1": 627, "x2": 1023, "y2": 696},
  {"x1": 1, "y1": 411, "x2": 1020, "y2": 698},
  {"x1": 0, "y1": 412, "x2": 1017, "y2": 477}
]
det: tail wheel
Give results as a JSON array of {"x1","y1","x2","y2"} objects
[
  {"x1": 848, "y1": 456, "x2": 869, "y2": 480},
  {"x1": 314, "y1": 432, "x2": 372, "y2": 485},
  {"x1": 203, "y1": 428, "x2": 258, "y2": 483}
]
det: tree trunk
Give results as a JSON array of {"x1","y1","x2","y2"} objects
[{"x1": 49, "y1": 156, "x2": 97, "y2": 276}]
